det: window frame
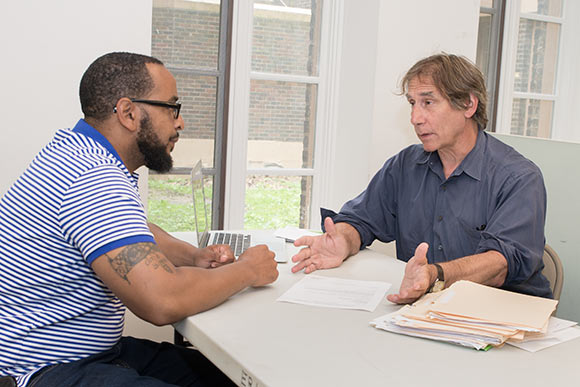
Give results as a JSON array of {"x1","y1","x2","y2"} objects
[{"x1": 478, "y1": 1, "x2": 506, "y2": 132}]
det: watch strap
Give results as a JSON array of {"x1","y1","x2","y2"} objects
[
  {"x1": 428, "y1": 263, "x2": 445, "y2": 293},
  {"x1": 433, "y1": 263, "x2": 444, "y2": 281}
]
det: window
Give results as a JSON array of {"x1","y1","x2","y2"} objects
[
  {"x1": 246, "y1": 1, "x2": 322, "y2": 230},
  {"x1": 509, "y1": 0, "x2": 562, "y2": 138},
  {"x1": 147, "y1": 0, "x2": 342, "y2": 231},
  {"x1": 479, "y1": 0, "x2": 573, "y2": 140},
  {"x1": 226, "y1": 0, "x2": 339, "y2": 230},
  {"x1": 147, "y1": 0, "x2": 231, "y2": 231}
]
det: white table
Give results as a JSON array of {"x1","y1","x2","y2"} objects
[{"x1": 172, "y1": 232, "x2": 580, "y2": 387}]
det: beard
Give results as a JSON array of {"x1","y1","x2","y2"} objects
[{"x1": 136, "y1": 111, "x2": 175, "y2": 173}]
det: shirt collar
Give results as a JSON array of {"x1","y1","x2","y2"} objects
[
  {"x1": 72, "y1": 119, "x2": 124, "y2": 166},
  {"x1": 455, "y1": 130, "x2": 486, "y2": 181},
  {"x1": 416, "y1": 150, "x2": 431, "y2": 165},
  {"x1": 415, "y1": 130, "x2": 487, "y2": 181}
]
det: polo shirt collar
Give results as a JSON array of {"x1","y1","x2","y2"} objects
[{"x1": 72, "y1": 119, "x2": 125, "y2": 166}]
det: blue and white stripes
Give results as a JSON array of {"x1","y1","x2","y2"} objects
[{"x1": 0, "y1": 119, "x2": 155, "y2": 385}]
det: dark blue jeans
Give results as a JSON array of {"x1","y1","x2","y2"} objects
[{"x1": 28, "y1": 337, "x2": 235, "y2": 387}]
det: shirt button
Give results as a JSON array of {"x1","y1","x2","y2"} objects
[
  {"x1": 438, "y1": 245, "x2": 443, "y2": 251},
  {"x1": 437, "y1": 216, "x2": 443, "y2": 221},
  {"x1": 442, "y1": 185, "x2": 447, "y2": 191}
]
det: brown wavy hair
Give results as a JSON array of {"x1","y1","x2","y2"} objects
[{"x1": 400, "y1": 53, "x2": 488, "y2": 129}]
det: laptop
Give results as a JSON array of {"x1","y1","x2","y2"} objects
[{"x1": 191, "y1": 160, "x2": 288, "y2": 262}]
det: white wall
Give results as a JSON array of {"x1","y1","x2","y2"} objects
[
  {"x1": 324, "y1": 0, "x2": 380, "y2": 211},
  {"x1": 552, "y1": 0, "x2": 580, "y2": 142},
  {"x1": 370, "y1": 0, "x2": 481, "y2": 181},
  {"x1": 0, "y1": 0, "x2": 153, "y2": 195}
]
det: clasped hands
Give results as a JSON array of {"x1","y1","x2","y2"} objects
[
  {"x1": 193, "y1": 244, "x2": 278, "y2": 287},
  {"x1": 193, "y1": 244, "x2": 235, "y2": 268},
  {"x1": 291, "y1": 217, "x2": 434, "y2": 304}
]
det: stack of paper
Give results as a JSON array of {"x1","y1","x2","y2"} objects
[
  {"x1": 506, "y1": 316, "x2": 580, "y2": 352},
  {"x1": 371, "y1": 280, "x2": 558, "y2": 350}
]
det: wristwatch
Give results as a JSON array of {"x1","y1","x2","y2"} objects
[{"x1": 429, "y1": 263, "x2": 445, "y2": 293}]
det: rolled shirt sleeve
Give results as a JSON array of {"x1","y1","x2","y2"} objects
[{"x1": 475, "y1": 162, "x2": 548, "y2": 295}]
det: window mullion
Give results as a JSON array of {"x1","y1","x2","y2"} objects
[
  {"x1": 495, "y1": 0, "x2": 521, "y2": 135},
  {"x1": 224, "y1": 0, "x2": 254, "y2": 230},
  {"x1": 250, "y1": 71, "x2": 320, "y2": 84},
  {"x1": 246, "y1": 168, "x2": 315, "y2": 176},
  {"x1": 519, "y1": 13, "x2": 563, "y2": 24},
  {"x1": 512, "y1": 92, "x2": 556, "y2": 100},
  {"x1": 212, "y1": 0, "x2": 232, "y2": 230}
]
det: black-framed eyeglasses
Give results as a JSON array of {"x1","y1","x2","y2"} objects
[{"x1": 130, "y1": 98, "x2": 182, "y2": 119}]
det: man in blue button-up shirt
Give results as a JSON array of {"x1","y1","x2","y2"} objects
[{"x1": 291, "y1": 53, "x2": 551, "y2": 302}]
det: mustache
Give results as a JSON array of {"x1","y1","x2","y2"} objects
[{"x1": 170, "y1": 132, "x2": 180, "y2": 142}]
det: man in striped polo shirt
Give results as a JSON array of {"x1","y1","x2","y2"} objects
[{"x1": 0, "y1": 52, "x2": 278, "y2": 386}]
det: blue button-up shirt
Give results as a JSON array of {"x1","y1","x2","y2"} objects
[{"x1": 330, "y1": 130, "x2": 551, "y2": 297}]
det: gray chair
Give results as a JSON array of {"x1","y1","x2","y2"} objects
[{"x1": 542, "y1": 244, "x2": 564, "y2": 301}]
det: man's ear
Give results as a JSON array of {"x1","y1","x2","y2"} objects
[
  {"x1": 114, "y1": 98, "x2": 140, "y2": 132},
  {"x1": 464, "y1": 93, "x2": 478, "y2": 119}
]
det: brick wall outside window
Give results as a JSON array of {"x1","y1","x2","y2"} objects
[{"x1": 152, "y1": 2, "x2": 315, "y2": 142}]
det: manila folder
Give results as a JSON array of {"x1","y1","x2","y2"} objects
[{"x1": 429, "y1": 280, "x2": 557, "y2": 331}]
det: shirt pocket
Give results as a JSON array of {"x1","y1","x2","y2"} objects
[{"x1": 456, "y1": 216, "x2": 485, "y2": 252}]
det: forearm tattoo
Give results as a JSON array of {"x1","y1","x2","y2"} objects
[{"x1": 105, "y1": 242, "x2": 174, "y2": 284}]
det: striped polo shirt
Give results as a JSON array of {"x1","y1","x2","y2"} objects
[{"x1": 0, "y1": 119, "x2": 155, "y2": 386}]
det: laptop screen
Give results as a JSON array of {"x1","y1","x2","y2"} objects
[{"x1": 191, "y1": 160, "x2": 210, "y2": 242}]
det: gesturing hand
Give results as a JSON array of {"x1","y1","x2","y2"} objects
[
  {"x1": 291, "y1": 217, "x2": 351, "y2": 274},
  {"x1": 387, "y1": 242, "x2": 432, "y2": 304}
]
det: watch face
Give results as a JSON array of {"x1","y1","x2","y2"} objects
[{"x1": 432, "y1": 280, "x2": 445, "y2": 293}]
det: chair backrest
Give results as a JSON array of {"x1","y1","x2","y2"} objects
[{"x1": 542, "y1": 244, "x2": 564, "y2": 300}]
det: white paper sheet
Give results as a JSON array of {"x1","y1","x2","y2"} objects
[{"x1": 277, "y1": 275, "x2": 391, "y2": 312}]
